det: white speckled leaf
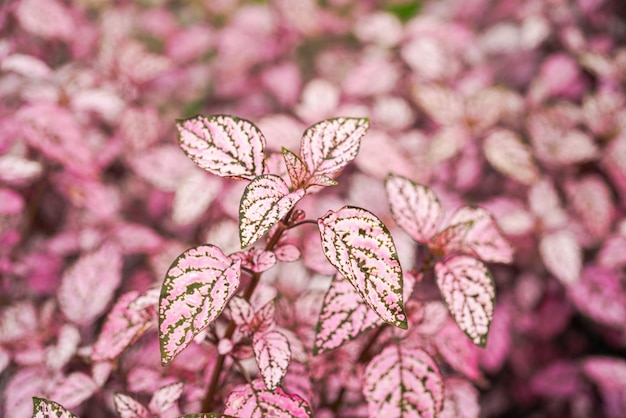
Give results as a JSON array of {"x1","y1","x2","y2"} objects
[
  {"x1": 282, "y1": 147, "x2": 308, "y2": 189},
  {"x1": 300, "y1": 117, "x2": 369, "y2": 176},
  {"x1": 114, "y1": 393, "x2": 150, "y2": 418},
  {"x1": 32, "y1": 398, "x2": 78, "y2": 418},
  {"x1": 435, "y1": 255, "x2": 495, "y2": 347},
  {"x1": 385, "y1": 174, "x2": 443, "y2": 243},
  {"x1": 363, "y1": 345, "x2": 444, "y2": 418},
  {"x1": 159, "y1": 245, "x2": 241, "y2": 365},
  {"x1": 313, "y1": 273, "x2": 383, "y2": 355},
  {"x1": 239, "y1": 174, "x2": 305, "y2": 248},
  {"x1": 253, "y1": 330, "x2": 291, "y2": 390},
  {"x1": 224, "y1": 379, "x2": 312, "y2": 418},
  {"x1": 318, "y1": 206, "x2": 407, "y2": 329},
  {"x1": 177, "y1": 115, "x2": 266, "y2": 180}
]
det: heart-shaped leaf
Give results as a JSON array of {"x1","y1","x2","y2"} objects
[
  {"x1": 239, "y1": 174, "x2": 305, "y2": 248},
  {"x1": 224, "y1": 379, "x2": 312, "y2": 418},
  {"x1": 32, "y1": 398, "x2": 78, "y2": 418},
  {"x1": 318, "y1": 206, "x2": 407, "y2": 329},
  {"x1": 313, "y1": 273, "x2": 383, "y2": 355},
  {"x1": 159, "y1": 245, "x2": 241, "y2": 365},
  {"x1": 253, "y1": 330, "x2": 291, "y2": 390},
  {"x1": 435, "y1": 255, "x2": 495, "y2": 347},
  {"x1": 177, "y1": 115, "x2": 266, "y2": 180},
  {"x1": 363, "y1": 345, "x2": 444, "y2": 417},
  {"x1": 114, "y1": 393, "x2": 150, "y2": 418},
  {"x1": 300, "y1": 117, "x2": 369, "y2": 177},
  {"x1": 385, "y1": 174, "x2": 443, "y2": 243},
  {"x1": 282, "y1": 147, "x2": 308, "y2": 189}
]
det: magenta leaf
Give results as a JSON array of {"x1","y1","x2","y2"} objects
[
  {"x1": 114, "y1": 393, "x2": 150, "y2": 418},
  {"x1": 253, "y1": 330, "x2": 291, "y2": 390},
  {"x1": 176, "y1": 115, "x2": 266, "y2": 180},
  {"x1": 385, "y1": 174, "x2": 443, "y2": 243},
  {"x1": 313, "y1": 273, "x2": 383, "y2": 355},
  {"x1": 448, "y1": 206, "x2": 515, "y2": 264},
  {"x1": 32, "y1": 398, "x2": 77, "y2": 418},
  {"x1": 282, "y1": 147, "x2": 309, "y2": 189},
  {"x1": 435, "y1": 255, "x2": 495, "y2": 347},
  {"x1": 274, "y1": 244, "x2": 301, "y2": 262},
  {"x1": 149, "y1": 381, "x2": 183, "y2": 415},
  {"x1": 318, "y1": 206, "x2": 407, "y2": 329},
  {"x1": 564, "y1": 175, "x2": 614, "y2": 241},
  {"x1": 92, "y1": 291, "x2": 154, "y2": 362},
  {"x1": 582, "y1": 357, "x2": 626, "y2": 418},
  {"x1": 239, "y1": 174, "x2": 305, "y2": 248},
  {"x1": 539, "y1": 229, "x2": 582, "y2": 286},
  {"x1": 224, "y1": 379, "x2": 312, "y2": 418},
  {"x1": 568, "y1": 266, "x2": 626, "y2": 328},
  {"x1": 300, "y1": 117, "x2": 369, "y2": 177},
  {"x1": 363, "y1": 345, "x2": 444, "y2": 417},
  {"x1": 434, "y1": 321, "x2": 484, "y2": 382},
  {"x1": 58, "y1": 243, "x2": 122, "y2": 326},
  {"x1": 483, "y1": 129, "x2": 539, "y2": 185},
  {"x1": 439, "y1": 377, "x2": 480, "y2": 418},
  {"x1": 159, "y1": 245, "x2": 241, "y2": 365}
]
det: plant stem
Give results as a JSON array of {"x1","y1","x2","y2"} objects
[{"x1": 201, "y1": 213, "x2": 292, "y2": 412}]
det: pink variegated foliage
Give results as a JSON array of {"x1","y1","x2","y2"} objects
[{"x1": 2, "y1": 0, "x2": 626, "y2": 417}]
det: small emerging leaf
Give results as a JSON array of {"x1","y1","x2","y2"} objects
[
  {"x1": 300, "y1": 117, "x2": 369, "y2": 177},
  {"x1": 32, "y1": 398, "x2": 78, "y2": 418},
  {"x1": 159, "y1": 245, "x2": 241, "y2": 365},
  {"x1": 385, "y1": 174, "x2": 443, "y2": 243},
  {"x1": 313, "y1": 273, "x2": 383, "y2": 355},
  {"x1": 318, "y1": 206, "x2": 407, "y2": 329},
  {"x1": 435, "y1": 255, "x2": 495, "y2": 347},
  {"x1": 239, "y1": 174, "x2": 305, "y2": 248},
  {"x1": 253, "y1": 330, "x2": 291, "y2": 390},
  {"x1": 177, "y1": 115, "x2": 266, "y2": 180},
  {"x1": 282, "y1": 147, "x2": 308, "y2": 189},
  {"x1": 363, "y1": 345, "x2": 444, "y2": 417}
]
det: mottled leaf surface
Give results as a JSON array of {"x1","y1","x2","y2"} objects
[
  {"x1": 539, "y1": 230, "x2": 582, "y2": 286},
  {"x1": 159, "y1": 245, "x2": 241, "y2": 365},
  {"x1": 449, "y1": 206, "x2": 514, "y2": 264},
  {"x1": 239, "y1": 174, "x2": 305, "y2": 248},
  {"x1": 282, "y1": 147, "x2": 308, "y2": 189},
  {"x1": 114, "y1": 393, "x2": 150, "y2": 418},
  {"x1": 435, "y1": 255, "x2": 495, "y2": 347},
  {"x1": 314, "y1": 274, "x2": 383, "y2": 355},
  {"x1": 32, "y1": 398, "x2": 78, "y2": 418},
  {"x1": 58, "y1": 243, "x2": 122, "y2": 326},
  {"x1": 318, "y1": 206, "x2": 407, "y2": 329},
  {"x1": 363, "y1": 345, "x2": 444, "y2": 418},
  {"x1": 177, "y1": 115, "x2": 266, "y2": 180},
  {"x1": 300, "y1": 117, "x2": 369, "y2": 176},
  {"x1": 385, "y1": 174, "x2": 443, "y2": 243},
  {"x1": 253, "y1": 330, "x2": 291, "y2": 390},
  {"x1": 224, "y1": 379, "x2": 312, "y2": 418}
]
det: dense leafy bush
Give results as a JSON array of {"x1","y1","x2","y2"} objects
[{"x1": 1, "y1": 0, "x2": 626, "y2": 417}]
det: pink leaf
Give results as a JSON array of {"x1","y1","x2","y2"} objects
[
  {"x1": 363, "y1": 345, "x2": 444, "y2": 417},
  {"x1": 568, "y1": 266, "x2": 626, "y2": 328},
  {"x1": 435, "y1": 255, "x2": 495, "y2": 347},
  {"x1": 435, "y1": 321, "x2": 484, "y2": 382},
  {"x1": 92, "y1": 291, "x2": 154, "y2": 362},
  {"x1": 582, "y1": 357, "x2": 626, "y2": 418},
  {"x1": 173, "y1": 171, "x2": 222, "y2": 225},
  {"x1": 448, "y1": 206, "x2": 515, "y2": 264},
  {"x1": 58, "y1": 243, "x2": 122, "y2": 326},
  {"x1": 318, "y1": 206, "x2": 407, "y2": 329},
  {"x1": 224, "y1": 379, "x2": 312, "y2": 417},
  {"x1": 300, "y1": 117, "x2": 369, "y2": 177},
  {"x1": 45, "y1": 325, "x2": 80, "y2": 371},
  {"x1": 129, "y1": 145, "x2": 195, "y2": 192},
  {"x1": 564, "y1": 175, "x2": 613, "y2": 241},
  {"x1": 239, "y1": 174, "x2": 305, "y2": 248},
  {"x1": 159, "y1": 245, "x2": 241, "y2": 365},
  {"x1": 274, "y1": 244, "x2": 301, "y2": 262},
  {"x1": 177, "y1": 115, "x2": 266, "y2": 180},
  {"x1": 385, "y1": 174, "x2": 443, "y2": 243},
  {"x1": 32, "y1": 398, "x2": 78, "y2": 418},
  {"x1": 282, "y1": 148, "x2": 309, "y2": 189},
  {"x1": 0, "y1": 347, "x2": 9, "y2": 375},
  {"x1": 114, "y1": 393, "x2": 150, "y2": 418},
  {"x1": 411, "y1": 84, "x2": 464, "y2": 126},
  {"x1": 230, "y1": 249, "x2": 277, "y2": 274},
  {"x1": 429, "y1": 221, "x2": 474, "y2": 257},
  {"x1": 305, "y1": 174, "x2": 338, "y2": 188},
  {"x1": 253, "y1": 330, "x2": 291, "y2": 390},
  {"x1": 228, "y1": 296, "x2": 254, "y2": 328},
  {"x1": 539, "y1": 229, "x2": 582, "y2": 286},
  {"x1": 48, "y1": 372, "x2": 97, "y2": 409},
  {"x1": 0, "y1": 155, "x2": 43, "y2": 186},
  {"x1": 149, "y1": 381, "x2": 184, "y2": 415},
  {"x1": 439, "y1": 377, "x2": 480, "y2": 418},
  {"x1": 313, "y1": 273, "x2": 383, "y2": 355},
  {"x1": 483, "y1": 129, "x2": 539, "y2": 185},
  {"x1": 16, "y1": 0, "x2": 75, "y2": 41}
]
